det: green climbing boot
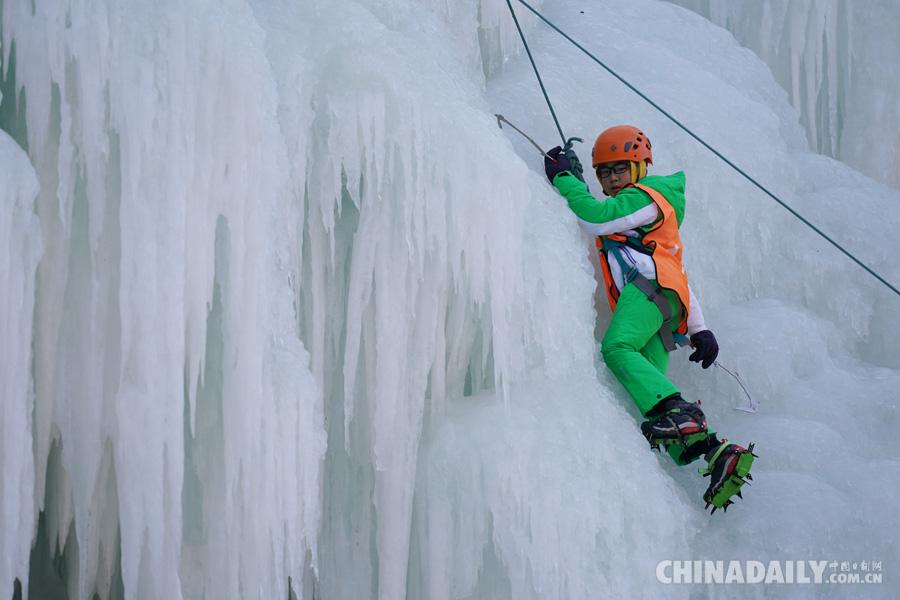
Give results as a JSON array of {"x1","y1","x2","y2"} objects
[
  {"x1": 700, "y1": 441, "x2": 757, "y2": 514},
  {"x1": 641, "y1": 395, "x2": 711, "y2": 463}
]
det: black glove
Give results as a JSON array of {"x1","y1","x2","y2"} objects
[
  {"x1": 544, "y1": 145, "x2": 584, "y2": 183},
  {"x1": 689, "y1": 330, "x2": 719, "y2": 369}
]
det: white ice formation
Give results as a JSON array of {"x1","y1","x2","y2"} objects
[
  {"x1": 670, "y1": 0, "x2": 900, "y2": 191},
  {"x1": 1, "y1": 130, "x2": 41, "y2": 600},
  {"x1": 2, "y1": 0, "x2": 898, "y2": 599}
]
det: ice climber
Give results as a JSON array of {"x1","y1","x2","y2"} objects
[{"x1": 544, "y1": 125, "x2": 756, "y2": 513}]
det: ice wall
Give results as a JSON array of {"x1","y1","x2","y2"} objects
[
  {"x1": 1, "y1": 1, "x2": 326, "y2": 597},
  {"x1": 669, "y1": 0, "x2": 900, "y2": 191},
  {"x1": 0, "y1": 0, "x2": 586, "y2": 598},
  {"x1": 0, "y1": 130, "x2": 41, "y2": 600},
  {"x1": 3, "y1": 0, "x2": 899, "y2": 599}
]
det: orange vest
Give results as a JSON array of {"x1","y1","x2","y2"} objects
[{"x1": 595, "y1": 182, "x2": 691, "y2": 334}]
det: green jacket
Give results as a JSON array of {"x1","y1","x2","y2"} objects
[{"x1": 552, "y1": 171, "x2": 687, "y2": 232}]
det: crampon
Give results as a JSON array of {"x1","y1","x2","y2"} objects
[
  {"x1": 640, "y1": 397, "x2": 708, "y2": 455},
  {"x1": 700, "y1": 442, "x2": 757, "y2": 514}
]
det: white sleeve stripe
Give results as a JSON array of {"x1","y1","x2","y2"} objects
[
  {"x1": 576, "y1": 204, "x2": 659, "y2": 237},
  {"x1": 687, "y1": 285, "x2": 707, "y2": 336}
]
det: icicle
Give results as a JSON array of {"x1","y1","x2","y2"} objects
[{"x1": 0, "y1": 131, "x2": 42, "y2": 600}]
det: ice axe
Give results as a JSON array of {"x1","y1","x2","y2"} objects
[
  {"x1": 495, "y1": 114, "x2": 554, "y2": 160},
  {"x1": 714, "y1": 361, "x2": 758, "y2": 413},
  {"x1": 676, "y1": 334, "x2": 758, "y2": 413},
  {"x1": 495, "y1": 114, "x2": 582, "y2": 160}
]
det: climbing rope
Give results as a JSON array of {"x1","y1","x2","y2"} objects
[
  {"x1": 504, "y1": 0, "x2": 566, "y2": 145},
  {"x1": 506, "y1": 0, "x2": 900, "y2": 299}
]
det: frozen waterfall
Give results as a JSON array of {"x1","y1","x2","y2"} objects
[
  {"x1": 669, "y1": 0, "x2": 900, "y2": 191},
  {"x1": 2, "y1": 0, "x2": 898, "y2": 599}
]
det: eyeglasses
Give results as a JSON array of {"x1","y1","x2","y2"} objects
[{"x1": 596, "y1": 162, "x2": 630, "y2": 179}]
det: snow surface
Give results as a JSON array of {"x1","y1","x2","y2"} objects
[
  {"x1": 669, "y1": 0, "x2": 900, "y2": 191},
  {"x1": 1, "y1": 0, "x2": 898, "y2": 599}
]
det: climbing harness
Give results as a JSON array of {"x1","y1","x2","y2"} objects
[
  {"x1": 602, "y1": 238, "x2": 681, "y2": 352},
  {"x1": 503, "y1": 0, "x2": 900, "y2": 300}
]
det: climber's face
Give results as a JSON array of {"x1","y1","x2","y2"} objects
[{"x1": 597, "y1": 161, "x2": 633, "y2": 196}]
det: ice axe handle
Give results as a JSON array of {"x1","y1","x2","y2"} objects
[{"x1": 563, "y1": 137, "x2": 585, "y2": 182}]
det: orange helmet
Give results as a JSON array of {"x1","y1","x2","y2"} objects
[{"x1": 591, "y1": 125, "x2": 653, "y2": 168}]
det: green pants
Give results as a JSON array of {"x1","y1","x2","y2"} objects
[{"x1": 600, "y1": 282, "x2": 682, "y2": 417}]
